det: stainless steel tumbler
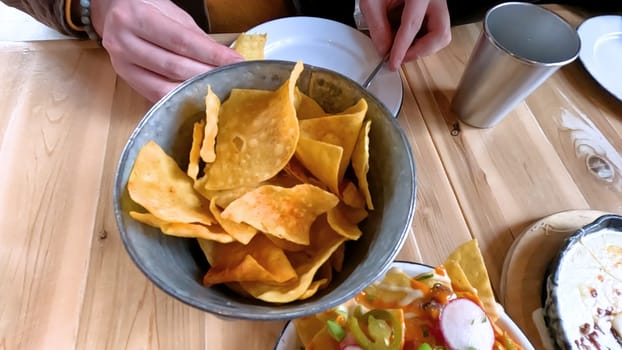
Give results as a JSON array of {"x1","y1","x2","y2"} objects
[{"x1": 451, "y1": 2, "x2": 581, "y2": 128}]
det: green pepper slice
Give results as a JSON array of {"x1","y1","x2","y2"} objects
[{"x1": 347, "y1": 309, "x2": 404, "y2": 350}]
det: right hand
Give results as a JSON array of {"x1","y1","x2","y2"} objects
[
  {"x1": 91, "y1": 0, "x2": 244, "y2": 102},
  {"x1": 360, "y1": 0, "x2": 451, "y2": 70}
]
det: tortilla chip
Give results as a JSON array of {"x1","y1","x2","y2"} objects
[
  {"x1": 221, "y1": 184, "x2": 339, "y2": 245},
  {"x1": 327, "y1": 205, "x2": 363, "y2": 240},
  {"x1": 338, "y1": 203, "x2": 369, "y2": 225},
  {"x1": 233, "y1": 33, "x2": 267, "y2": 60},
  {"x1": 199, "y1": 234, "x2": 297, "y2": 286},
  {"x1": 352, "y1": 120, "x2": 373, "y2": 210},
  {"x1": 341, "y1": 181, "x2": 365, "y2": 209},
  {"x1": 444, "y1": 260, "x2": 478, "y2": 296},
  {"x1": 129, "y1": 211, "x2": 233, "y2": 243},
  {"x1": 209, "y1": 198, "x2": 257, "y2": 245},
  {"x1": 265, "y1": 171, "x2": 303, "y2": 188},
  {"x1": 295, "y1": 137, "x2": 343, "y2": 195},
  {"x1": 128, "y1": 141, "x2": 214, "y2": 225},
  {"x1": 330, "y1": 242, "x2": 345, "y2": 272},
  {"x1": 188, "y1": 120, "x2": 205, "y2": 180},
  {"x1": 200, "y1": 86, "x2": 220, "y2": 163},
  {"x1": 265, "y1": 234, "x2": 307, "y2": 252},
  {"x1": 202, "y1": 62, "x2": 303, "y2": 190},
  {"x1": 294, "y1": 316, "x2": 326, "y2": 348},
  {"x1": 299, "y1": 99, "x2": 367, "y2": 181},
  {"x1": 303, "y1": 326, "x2": 339, "y2": 349},
  {"x1": 299, "y1": 278, "x2": 329, "y2": 300},
  {"x1": 239, "y1": 216, "x2": 346, "y2": 302},
  {"x1": 445, "y1": 239, "x2": 499, "y2": 321},
  {"x1": 283, "y1": 157, "x2": 328, "y2": 191},
  {"x1": 194, "y1": 176, "x2": 257, "y2": 207},
  {"x1": 295, "y1": 87, "x2": 326, "y2": 120}
]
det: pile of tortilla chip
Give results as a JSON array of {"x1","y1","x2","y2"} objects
[{"x1": 126, "y1": 61, "x2": 374, "y2": 303}]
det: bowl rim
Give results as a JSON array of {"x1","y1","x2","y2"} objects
[{"x1": 112, "y1": 60, "x2": 417, "y2": 320}]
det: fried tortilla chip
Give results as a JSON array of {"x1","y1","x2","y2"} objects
[
  {"x1": 330, "y1": 242, "x2": 345, "y2": 272},
  {"x1": 444, "y1": 260, "x2": 478, "y2": 296},
  {"x1": 199, "y1": 234, "x2": 297, "y2": 286},
  {"x1": 295, "y1": 137, "x2": 342, "y2": 195},
  {"x1": 327, "y1": 205, "x2": 363, "y2": 240},
  {"x1": 283, "y1": 157, "x2": 328, "y2": 191},
  {"x1": 352, "y1": 120, "x2": 373, "y2": 210},
  {"x1": 202, "y1": 62, "x2": 303, "y2": 190},
  {"x1": 194, "y1": 176, "x2": 257, "y2": 208},
  {"x1": 339, "y1": 204, "x2": 369, "y2": 224},
  {"x1": 265, "y1": 234, "x2": 307, "y2": 252},
  {"x1": 299, "y1": 278, "x2": 330, "y2": 300},
  {"x1": 295, "y1": 87, "x2": 326, "y2": 120},
  {"x1": 221, "y1": 184, "x2": 339, "y2": 245},
  {"x1": 188, "y1": 120, "x2": 205, "y2": 180},
  {"x1": 200, "y1": 86, "x2": 220, "y2": 163},
  {"x1": 445, "y1": 239, "x2": 499, "y2": 321},
  {"x1": 294, "y1": 316, "x2": 326, "y2": 348},
  {"x1": 209, "y1": 198, "x2": 257, "y2": 245},
  {"x1": 299, "y1": 99, "x2": 367, "y2": 181},
  {"x1": 233, "y1": 33, "x2": 267, "y2": 60},
  {"x1": 128, "y1": 141, "x2": 214, "y2": 225},
  {"x1": 240, "y1": 216, "x2": 346, "y2": 302},
  {"x1": 341, "y1": 181, "x2": 365, "y2": 209},
  {"x1": 129, "y1": 211, "x2": 233, "y2": 243}
]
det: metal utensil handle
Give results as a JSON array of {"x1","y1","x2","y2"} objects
[{"x1": 362, "y1": 54, "x2": 389, "y2": 89}]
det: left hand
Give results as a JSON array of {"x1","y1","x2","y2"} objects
[{"x1": 360, "y1": 0, "x2": 451, "y2": 70}]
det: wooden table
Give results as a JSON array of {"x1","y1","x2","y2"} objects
[{"x1": 1, "y1": 5, "x2": 621, "y2": 350}]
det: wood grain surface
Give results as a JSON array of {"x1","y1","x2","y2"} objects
[{"x1": 1, "y1": 6, "x2": 621, "y2": 349}]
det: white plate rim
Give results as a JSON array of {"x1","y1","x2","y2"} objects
[
  {"x1": 244, "y1": 16, "x2": 403, "y2": 116},
  {"x1": 576, "y1": 15, "x2": 622, "y2": 101},
  {"x1": 273, "y1": 261, "x2": 535, "y2": 350}
]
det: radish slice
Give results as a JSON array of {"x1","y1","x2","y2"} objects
[{"x1": 439, "y1": 298, "x2": 494, "y2": 349}]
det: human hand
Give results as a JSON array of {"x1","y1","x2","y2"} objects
[
  {"x1": 359, "y1": 0, "x2": 451, "y2": 70},
  {"x1": 91, "y1": 0, "x2": 244, "y2": 102}
]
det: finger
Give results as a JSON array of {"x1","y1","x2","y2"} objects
[
  {"x1": 388, "y1": 0, "x2": 429, "y2": 69},
  {"x1": 359, "y1": 0, "x2": 393, "y2": 55},
  {"x1": 403, "y1": 0, "x2": 451, "y2": 59},
  {"x1": 112, "y1": 58, "x2": 182, "y2": 102},
  {"x1": 402, "y1": 29, "x2": 451, "y2": 61},
  {"x1": 133, "y1": 1, "x2": 243, "y2": 66},
  {"x1": 118, "y1": 32, "x2": 219, "y2": 82}
]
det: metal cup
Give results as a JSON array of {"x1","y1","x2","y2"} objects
[{"x1": 451, "y1": 2, "x2": 581, "y2": 128}]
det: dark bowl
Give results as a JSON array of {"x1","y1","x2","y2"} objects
[{"x1": 113, "y1": 60, "x2": 416, "y2": 320}]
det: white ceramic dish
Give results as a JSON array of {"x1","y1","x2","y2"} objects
[
  {"x1": 577, "y1": 15, "x2": 622, "y2": 101},
  {"x1": 245, "y1": 16, "x2": 403, "y2": 116},
  {"x1": 544, "y1": 214, "x2": 622, "y2": 349},
  {"x1": 274, "y1": 261, "x2": 535, "y2": 350}
]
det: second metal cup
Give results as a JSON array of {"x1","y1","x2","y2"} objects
[{"x1": 451, "y1": 2, "x2": 581, "y2": 128}]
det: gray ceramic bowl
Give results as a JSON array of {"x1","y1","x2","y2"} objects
[{"x1": 113, "y1": 60, "x2": 416, "y2": 320}]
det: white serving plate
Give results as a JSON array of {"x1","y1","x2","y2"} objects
[
  {"x1": 577, "y1": 15, "x2": 622, "y2": 101},
  {"x1": 274, "y1": 261, "x2": 535, "y2": 350},
  {"x1": 245, "y1": 16, "x2": 403, "y2": 116}
]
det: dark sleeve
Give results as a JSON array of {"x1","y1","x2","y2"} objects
[
  {"x1": 293, "y1": 0, "x2": 356, "y2": 27},
  {"x1": 447, "y1": 0, "x2": 622, "y2": 26},
  {"x1": 1, "y1": 0, "x2": 85, "y2": 37},
  {"x1": 170, "y1": 0, "x2": 210, "y2": 32}
]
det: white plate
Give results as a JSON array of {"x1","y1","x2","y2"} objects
[
  {"x1": 246, "y1": 16, "x2": 403, "y2": 116},
  {"x1": 577, "y1": 15, "x2": 622, "y2": 101},
  {"x1": 274, "y1": 261, "x2": 535, "y2": 350}
]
